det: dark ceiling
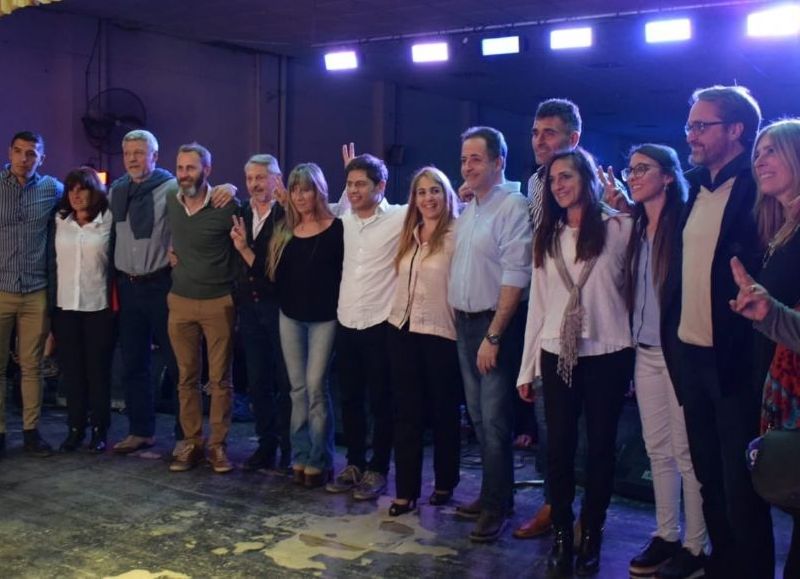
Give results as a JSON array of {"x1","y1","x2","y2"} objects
[{"x1": 46, "y1": 0, "x2": 800, "y2": 150}]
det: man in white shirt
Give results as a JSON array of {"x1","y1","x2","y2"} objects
[
  {"x1": 449, "y1": 126, "x2": 532, "y2": 543},
  {"x1": 326, "y1": 153, "x2": 405, "y2": 500}
]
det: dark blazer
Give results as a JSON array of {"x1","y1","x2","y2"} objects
[
  {"x1": 235, "y1": 201, "x2": 284, "y2": 305},
  {"x1": 661, "y1": 153, "x2": 763, "y2": 402}
]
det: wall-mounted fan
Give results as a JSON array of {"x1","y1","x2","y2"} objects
[{"x1": 82, "y1": 88, "x2": 147, "y2": 155}]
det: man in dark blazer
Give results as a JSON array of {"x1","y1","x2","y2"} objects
[
  {"x1": 661, "y1": 85, "x2": 773, "y2": 579},
  {"x1": 231, "y1": 154, "x2": 290, "y2": 471}
]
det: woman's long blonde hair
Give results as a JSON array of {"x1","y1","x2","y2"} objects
[
  {"x1": 266, "y1": 163, "x2": 334, "y2": 280},
  {"x1": 394, "y1": 166, "x2": 459, "y2": 271},
  {"x1": 753, "y1": 119, "x2": 800, "y2": 249}
]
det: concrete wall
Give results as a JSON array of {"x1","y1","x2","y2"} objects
[{"x1": 0, "y1": 8, "x2": 536, "y2": 196}]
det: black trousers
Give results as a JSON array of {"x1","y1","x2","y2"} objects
[
  {"x1": 336, "y1": 322, "x2": 393, "y2": 474},
  {"x1": 388, "y1": 326, "x2": 461, "y2": 500},
  {"x1": 53, "y1": 308, "x2": 115, "y2": 432},
  {"x1": 541, "y1": 348, "x2": 634, "y2": 531},
  {"x1": 676, "y1": 342, "x2": 774, "y2": 579}
]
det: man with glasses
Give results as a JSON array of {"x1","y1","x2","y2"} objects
[
  {"x1": 230, "y1": 155, "x2": 291, "y2": 472},
  {"x1": 661, "y1": 85, "x2": 773, "y2": 578}
]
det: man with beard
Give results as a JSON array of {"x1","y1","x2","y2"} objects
[
  {"x1": 110, "y1": 130, "x2": 234, "y2": 456},
  {"x1": 165, "y1": 142, "x2": 239, "y2": 473},
  {"x1": 230, "y1": 154, "x2": 291, "y2": 471},
  {"x1": 661, "y1": 85, "x2": 773, "y2": 578}
]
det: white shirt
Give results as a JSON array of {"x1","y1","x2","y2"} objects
[
  {"x1": 250, "y1": 200, "x2": 272, "y2": 239},
  {"x1": 55, "y1": 210, "x2": 113, "y2": 312},
  {"x1": 176, "y1": 184, "x2": 212, "y2": 216},
  {"x1": 517, "y1": 214, "x2": 633, "y2": 385},
  {"x1": 337, "y1": 199, "x2": 406, "y2": 329}
]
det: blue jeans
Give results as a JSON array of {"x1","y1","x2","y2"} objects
[
  {"x1": 239, "y1": 298, "x2": 291, "y2": 458},
  {"x1": 455, "y1": 305, "x2": 526, "y2": 513},
  {"x1": 117, "y1": 270, "x2": 180, "y2": 438},
  {"x1": 278, "y1": 311, "x2": 336, "y2": 471}
]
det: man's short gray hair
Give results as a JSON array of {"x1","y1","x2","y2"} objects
[
  {"x1": 122, "y1": 129, "x2": 159, "y2": 153},
  {"x1": 245, "y1": 154, "x2": 281, "y2": 174}
]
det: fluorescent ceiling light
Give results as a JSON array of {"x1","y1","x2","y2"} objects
[
  {"x1": 412, "y1": 42, "x2": 449, "y2": 63},
  {"x1": 481, "y1": 36, "x2": 520, "y2": 56},
  {"x1": 645, "y1": 18, "x2": 692, "y2": 43},
  {"x1": 550, "y1": 27, "x2": 592, "y2": 50},
  {"x1": 324, "y1": 50, "x2": 358, "y2": 71},
  {"x1": 747, "y1": 4, "x2": 800, "y2": 37}
]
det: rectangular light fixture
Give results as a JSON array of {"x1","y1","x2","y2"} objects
[
  {"x1": 645, "y1": 18, "x2": 692, "y2": 43},
  {"x1": 412, "y1": 42, "x2": 449, "y2": 63},
  {"x1": 550, "y1": 27, "x2": 592, "y2": 50},
  {"x1": 481, "y1": 36, "x2": 520, "y2": 56},
  {"x1": 324, "y1": 50, "x2": 358, "y2": 71},
  {"x1": 96, "y1": 171, "x2": 108, "y2": 185},
  {"x1": 747, "y1": 4, "x2": 800, "y2": 37}
]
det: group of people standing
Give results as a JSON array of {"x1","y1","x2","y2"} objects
[{"x1": 0, "y1": 81, "x2": 798, "y2": 579}]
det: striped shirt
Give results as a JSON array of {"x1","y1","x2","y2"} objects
[
  {"x1": 0, "y1": 167, "x2": 63, "y2": 293},
  {"x1": 527, "y1": 169, "x2": 545, "y2": 231}
]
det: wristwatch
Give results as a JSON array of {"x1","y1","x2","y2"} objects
[{"x1": 485, "y1": 333, "x2": 501, "y2": 346}]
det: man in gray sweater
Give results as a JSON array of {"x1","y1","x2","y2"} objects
[{"x1": 165, "y1": 142, "x2": 239, "y2": 474}]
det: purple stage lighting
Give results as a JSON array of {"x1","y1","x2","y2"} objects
[
  {"x1": 481, "y1": 36, "x2": 520, "y2": 56},
  {"x1": 747, "y1": 4, "x2": 800, "y2": 37},
  {"x1": 412, "y1": 42, "x2": 449, "y2": 63},
  {"x1": 550, "y1": 27, "x2": 592, "y2": 50},
  {"x1": 324, "y1": 50, "x2": 358, "y2": 71},
  {"x1": 645, "y1": 18, "x2": 691, "y2": 43}
]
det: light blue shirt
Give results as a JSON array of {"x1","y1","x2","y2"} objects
[
  {"x1": 448, "y1": 181, "x2": 531, "y2": 312},
  {"x1": 632, "y1": 236, "x2": 661, "y2": 346}
]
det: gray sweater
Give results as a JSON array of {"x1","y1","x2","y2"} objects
[{"x1": 754, "y1": 298, "x2": 800, "y2": 354}]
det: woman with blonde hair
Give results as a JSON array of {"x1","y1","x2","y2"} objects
[
  {"x1": 266, "y1": 163, "x2": 343, "y2": 488},
  {"x1": 386, "y1": 166, "x2": 462, "y2": 516}
]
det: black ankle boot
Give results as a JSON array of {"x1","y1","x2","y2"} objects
[
  {"x1": 60, "y1": 428, "x2": 84, "y2": 452},
  {"x1": 0, "y1": 432, "x2": 5, "y2": 459},
  {"x1": 575, "y1": 525, "x2": 603, "y2": 576},
  {"x1": 547, "y1": 527, "x2": 574, "y2": 577},
  {"x1": 88, "y1": 427, "x2": 107, "y2": 453}
]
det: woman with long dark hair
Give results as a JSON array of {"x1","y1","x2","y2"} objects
[
  {"x1": 54, "y1": 167, "x2": 115, "y2": 453},
  {"x1": 619, "y1": 144, "x2": 707, "y2": 578},
  {"x1": 386, "y1": 166, "x2": 461, "y2": 516},
  {"x1": 517, "y1": 147, "x2": 633, "y2": 577},
  {"x1": 267, "y1": 163, "x2": 343, "y2": 488}
]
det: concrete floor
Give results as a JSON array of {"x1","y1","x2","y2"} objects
[{"x1": 0, "y1": 409, "x2": 792, "y2": 579}]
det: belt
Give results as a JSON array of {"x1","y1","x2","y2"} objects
[
  {"x1": 637, "y1": 343, "x2": 657, "y2": 350},
  {"x1": 120, "y1": 266, "x2": 171, "y2": 283},
  {"x1": 455, "y1": 309, "x2": 495, "y2": 320}
]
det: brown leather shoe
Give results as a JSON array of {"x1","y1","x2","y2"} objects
[
  {"x1": 112, "y1": 435, "x2": 156, "y2": 455},
  {"x1": 169, "y1": 441, "x2": 204, "y2": 472},
  {"x1": 207, "y1": 445, "x2": 234, "y2": 474},
  {"x1": 304, "y1": 468, "x2": 333, "y2": 489},
  {"x1": 292, "y1": 467, "x2": 305, "y2": 485},
  {"x1": 513, "y1": 503, "x2": 553, "y2": 539}
]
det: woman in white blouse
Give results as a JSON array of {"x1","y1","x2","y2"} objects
[
  {"x1": 517, "y1": 148, "x2": 633, "y2": 577},
  {"x1": 54, "y1": 167, "x2": 115, "y2": 453},
  {"x1": 386, "y1": 166, "x2": 461, "y2": 516}
]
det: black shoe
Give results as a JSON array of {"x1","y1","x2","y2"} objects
[
  {"x1": 429, "y1": 489, "x2": 453, "y2": 506},
  {"x1": 88, "y1": 427, "x2": 107, "y2": 453},
  {"x1": 242, "y1": 445, "x2": 276, "y2": 471},
  {"x1": 575, "y1": 525, "x2": 603, "y2": 576},
  {"x1": 389, "y1": 499, "x2": 417, "y2": 517},
  {"x1": 630, "y1": 536, "x2": 681, "y2": 577},
  {"x1": 59, "y1": 428, "x2": 84, "y2": 452},
  {"x1": 469, "y1": 510, "x2": 507, "y2": 543},
  {"x1": 0, "y1": 432, "x2": 5, "y2": 460},
  {"x1": 547, "y1": 527, "x2": 574, "y2": 577},
  {"x1": 23, "y1": 429, "x2": 53, "y2": 457},
  {"x1": 456, "y1": 498, "x2": 482, "y2": 520},
  {"x1": 655, "y1": 547, "x2": 706, "y2": 579}
]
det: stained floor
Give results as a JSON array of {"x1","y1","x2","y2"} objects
[{"x1": 0, "y1": 409, "x2": 791, "y2": 578}]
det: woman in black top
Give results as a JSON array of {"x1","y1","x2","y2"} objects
[{"x1": 267, "y1": 163, "x2": 343, "y2": 488}]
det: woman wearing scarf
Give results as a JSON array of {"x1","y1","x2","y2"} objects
[{"x1": 517, "y1": 148, "x2": 633, "y2": 577}]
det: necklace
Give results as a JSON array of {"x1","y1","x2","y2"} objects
[{"x1": 763, "y1": 222, "x2": 800, "y2": 268}]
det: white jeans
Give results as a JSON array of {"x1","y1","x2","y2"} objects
[{"x1": 635, "y1": 345, "x2": 706, "y2": 554}]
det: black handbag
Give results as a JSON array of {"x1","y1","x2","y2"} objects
[{"x1": 751, "y1": 429, "x2": 800, "y2": 511}]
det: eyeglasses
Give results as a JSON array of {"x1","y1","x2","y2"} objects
[
  {"x1": 684, "y1": 121, "x2": 726, "y2": 135},
  {"x1": 621, "y1": 163, "x2": 658, "y2": 182}
]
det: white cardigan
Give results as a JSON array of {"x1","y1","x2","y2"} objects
[{"x1": 517, "y1": 214, "x2": 633, "y2": 386}]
